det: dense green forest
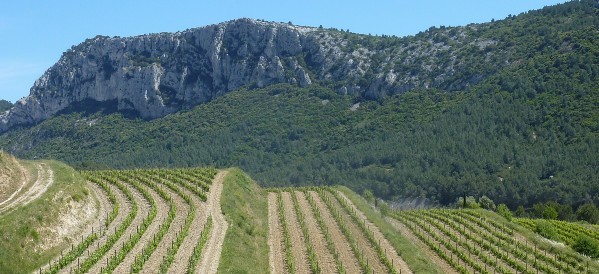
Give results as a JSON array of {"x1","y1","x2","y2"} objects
[{"x1": 0, "y1": 0, "x2": 597, "y2": 208}]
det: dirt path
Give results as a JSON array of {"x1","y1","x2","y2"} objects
[
  {"x1": 0, "y1": 163, "x2": 53, "y2": 214},
  {"x1": 167, "y1": 182, "x2": 209, "y2": 274},
  {"x1": 267, "y1": 192, "x2": 285, "y2": 274},
  {"x1": 309, "y1": 191, "x2": 361, "y2": 273},
  {"x1": 58, "y1": 181, "x2": 131, "y2": 274},
  {"x1": 336, "y1": 191, "x2": 412, "y2": 274},
  {"x1": 88, "y1": 180, "x2": 151, "y2": 273},
  {"x1": 141, "y1": 181, "x2": 190, "y2": 273},
  {"x1": 196, "y1": 170, "x2": 228, "y2": 274},
  {"x1": 295, "y1": 191, "x2": 337, "y2": 273},
  {"x1": 386, "y1": 217, "x2": 458, "y2": 274},
  {"x1": 280, "y1": 191, "x2": 310, "y2": 273}
]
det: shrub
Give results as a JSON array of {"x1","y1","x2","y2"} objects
[
  {"x1": 479, "y1": 195, "x2": 496, "y2": 210},
  {"x1": 496, "y1": 203, "x2": 513, "y2": 221},
  {"x1": 534, "y1": 220, "x2": 558, "y2": 240},
  {"x1": 572, "y1": 235, "x2": 599, "y2": 258}
]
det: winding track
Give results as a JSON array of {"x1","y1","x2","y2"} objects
[
  {"x1": 0, "y1": 163, "x2": 54, "y2": 214},
  {"x1": 196, "y1": 170, "x2": 229, "y2": 274}
]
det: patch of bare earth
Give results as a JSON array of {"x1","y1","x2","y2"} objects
[
  {"x1": 280, "y1": 191, "x2": 310, "y2": 273},
  {"x1": 196, "y1": 170, "x2": 228, "y2": 274},
  {"x1": 322, "y1": 191, "x2": 387, "y2": 273},
  {"x1": 336, "y1": 191, "x2": 412, "y2": 274},
  {"x1": 386, "y1": 217, "x2": 457, "y2": 274},
  {"x1": 141, "y1": 180, "x2": 190, "y2": 273},
  {"x1": 295, "y1": 191, "x2": 337, "y2": 273},
  {"x1": 308, "y1": 191, "x2": 361, "y2": 273},
  {"x1": 0, "y1": 163, "x2": 53, "y2": 214},
  {"x1": 267, "y1": 192, "x2": 285, "y2": 274},
  {"x1": 88, "y1": 179, "x2": 151, "y2": 273}
]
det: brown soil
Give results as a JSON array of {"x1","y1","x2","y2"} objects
[
  {"x1": 294, "y1": 191, "x2": 337, "y2": 273},
  {"x1": 336, "y1": 191, "x2": 413, "y2": 274},
  {"x1": 280, "y1": 191, "x2": 310, "y2": 274},
  {"x1": 322, "y1": 191, "x2": 387, "y2": 273},
  {"x1": 308, "y1": 191, "x2": 361, "y2": 273},
  {"x1": 386, "y1": 217, "x2": 458, "y2": 274},
  {"x1": 267, "y1": 192, "x2": 285, "y2": 274},
  {"x1": 196, "y1": 170, "x2": 228, "y2": 274},
  {"x1": 141, "y1": 180, "x2": 191, "y2": 273}
]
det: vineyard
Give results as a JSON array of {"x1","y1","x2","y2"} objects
[
  {"x1": 37, "y1": 167, "x2": 220, "y2": 274},
  {"x1": 390, "y1": 209, "x2": 599, "y2": 274},
  {"x1": 514, "y1": 218, "x2": 599, "y2": 250},
  {"x1": 267, "y1": 187, "x2": 412, "y2": 274},
  {"x1": 2, "y1": 158, "x2": 599, "y2": 273}
]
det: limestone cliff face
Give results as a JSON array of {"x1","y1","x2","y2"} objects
[{"x1": 0, "y1": 18, "x2": 497, "y2": 133}]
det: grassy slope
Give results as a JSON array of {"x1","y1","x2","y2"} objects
[
  {"x1": 336, "y1": 185, "x2": 443, "y2": 273},
  {"x1": 0, "y1": 159, "x2": 94, "y2": 274},
  {"x1": 218, "y1": 168, "x2": 269, "y2": 274}
]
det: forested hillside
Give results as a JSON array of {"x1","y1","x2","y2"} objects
[{"x1": 0, "y1": 0, "x2": 597, "y2": 208}]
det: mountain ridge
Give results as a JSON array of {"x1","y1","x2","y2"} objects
[{"x1": 0, "y1": 0, "x2": 597, "y2": 207}]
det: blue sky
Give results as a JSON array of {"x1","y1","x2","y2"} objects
[{"x1": 0, "y1": 0, "x2": 566, "y2": 103}]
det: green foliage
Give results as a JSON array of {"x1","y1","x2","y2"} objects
[
  {"x1": 456, "y1": 196, "x2": 480, "y2": 209},
  {"x1": 572, "y1": 235, "x2": 599, "y2": 258},
  {"x1": 496, "y1": 203, "x2": 513, "y2": 221},
  {"x1": 534, "y1": 220, "x2": 558, "y2": 240},
  {"x1": 576, "y1": 203, "x2": 599, "y2": 224},
  {"x1": 479, "y1": 195, "x2": 496, "y2": 211},
  {"x1": 0, "y1": 100, "x2": 12, "y2": 112},
  {"x1": 362, "y1": 189, "x2": 375, "y2": 204}
]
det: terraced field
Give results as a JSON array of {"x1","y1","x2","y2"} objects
[{"x1": 38, "y1": 167, "x2": 218, "y2": 274}]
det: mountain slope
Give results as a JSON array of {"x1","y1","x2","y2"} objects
[
  {"x1": 2, "y1": 1, "x2": 597, "y2": 133},
  {"x1": 0, "y1": 0, "x2": 598, "y2": 207}
]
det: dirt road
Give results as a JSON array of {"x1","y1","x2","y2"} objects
[{"x1": 196, "y1": 170, "x2": 229, "y2": 274}]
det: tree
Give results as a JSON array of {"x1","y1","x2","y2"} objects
[
  {"x1": 576, "y1": 203, "x2": 599, "y2": 224},
  {"x1": 378, "y1": 200, "x2": 390, "y2": 217},
  {"x1": 479, "y1": 195, "x2": 496, "y2": 211},
  {"x1": 456, "y1": 196, "x2": 479, "y2": 209},
  {"x1": 363, "y1": 189, "x2": 375, "y2": 204},
  {"x1": 497, "y1": 203, "x2": 513, "y2": 221},
  {"x1": 515, "y1": 205, "x2": 527, "y2": 217}
]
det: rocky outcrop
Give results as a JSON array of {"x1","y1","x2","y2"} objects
[{"x1": 0, "y1": 18, "x2": 501, "y2": 133}]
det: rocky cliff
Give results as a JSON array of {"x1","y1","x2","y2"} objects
[{"x1": 0, "y1": 18, "x2": 504, "y2": 133}]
